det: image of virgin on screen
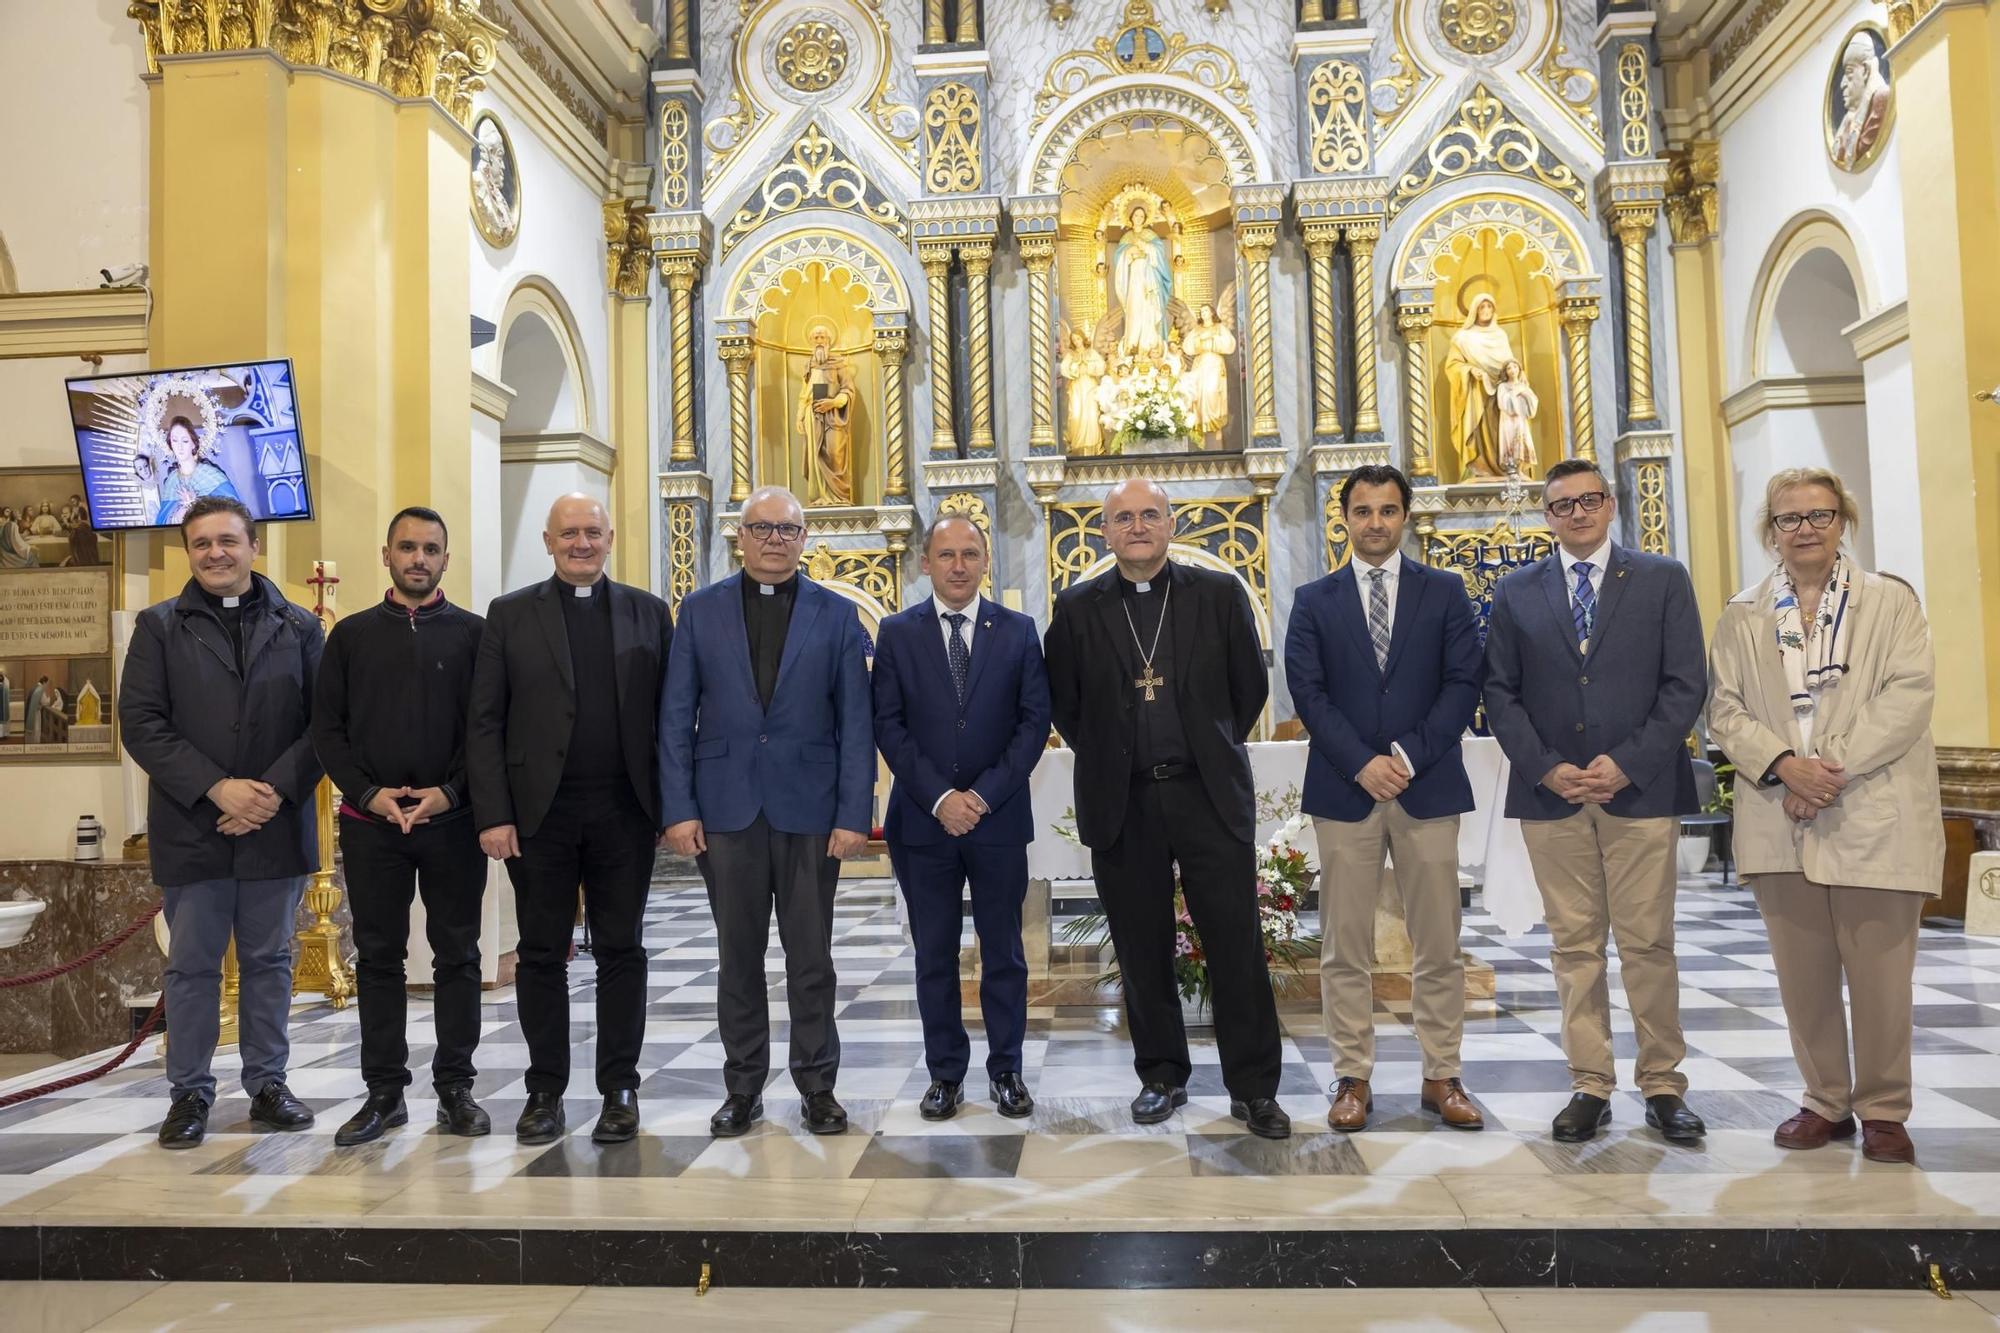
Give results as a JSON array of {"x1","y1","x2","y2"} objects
[{"x1": 66, "y1": 360, "x2": 312, "y2": 530}]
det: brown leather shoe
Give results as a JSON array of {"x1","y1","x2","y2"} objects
[
  {"x1": 1861, "y1": 1120, "x2": 1917, "y2": 1165},
  {"x1": 1774, "y1": 1107, "x2": 1857, "y2": 1150},
  {"x1": 1421, "y1": 1077, "x2": 1485, "y2": 1130},
  {"x1": 1327, "y1": 1077, "x2": 1372, "y2": 1132}
]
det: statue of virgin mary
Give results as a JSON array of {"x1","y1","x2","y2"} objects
[
  {"x1": 1443, "y1": 293, "x2": 1517, "y2": 479},
  {"x1": 1112, "y1": 205, "x2": 1173, "y2": 361}
]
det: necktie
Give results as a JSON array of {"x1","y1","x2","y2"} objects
[
  {"x1": 944, "y1": 612, "x2": 970, "y2": 704},
  {"x1": 1367, "y1": 568, "x2": 1391, "y2": 670},
  {"x1": 1572, "y1": 561, "x2": 1596, "y2": 649}
]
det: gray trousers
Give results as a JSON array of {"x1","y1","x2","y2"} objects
[
  {"x1": 696, "y1": 816, "x2": 841, "y2": 1097},
  {"x1": 161, "y1": 875, "x2": 308, "y2": 1103}
]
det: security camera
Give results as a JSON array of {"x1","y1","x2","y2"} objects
[{"x1": 99, "y1": 263, "x2": 149, "y2": 288}]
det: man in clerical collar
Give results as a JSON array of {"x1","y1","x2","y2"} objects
[
  {"x1": 660, "y1": 486, "x2": 875, "y2": 1139},
  {"x1": 1044, "y1": 477, "x2": 1292, "y2": 1139},
  {"x1": 468, "y1": 494, "x2": 675, "y2": 1148}
]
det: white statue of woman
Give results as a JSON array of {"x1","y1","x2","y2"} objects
[
  {"x1": 1112, "y1": 205, "x2": 1173, "y2": 361},
  {"x1": 1496, "y1": 360, "x2": 1538, "y2": 477},
  {"x1": 1058, "y1": 326, "x2": 1107, "y2": 456},
  {"x1": 1180, "y1": 303, "x2": 1236, "y2": 450},
  {"x1": 1444, "y1": 294, "x2": 1517, "y2": 479}
]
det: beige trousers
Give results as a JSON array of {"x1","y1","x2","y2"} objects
[
  {"x1": 1520, "y1": 806, "x2": 1687, "y2": 1098},
  {"x1": 1315, "y1": 804, "x2": 1464, "y2": 1081},
  {"x1": 1750, "y1": 871, "x2": 1925, "y2": 1123}
]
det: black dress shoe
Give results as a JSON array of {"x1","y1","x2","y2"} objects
[
  {"x1": 1230, "y1": 1097, "x2": 1293, "y2": 1140},
  {"x1": 157, "y1": 1092, "x2": 209, "y2": 1149},
  {"x1": 989, "y1": 1072, "x2": 1034, "y2": 1119},
  {"x1": 709, "y1": 1093, "x2": 763, "y2": 1138},
  {"x1": 919, "y1": 1079, "x2": 965, "y2": 1121},
  {"x1": 334, "y1": 1088, "x2": 407, "y2": 1146},
  {"x1": 803, "y1": 1090, "x2": 848, "y2": 1135},
  {"x1": 592, "y1": 1089, "x2": 640, "y2": 1144},
  {"x1": 436, "y1": 1084, "x2": 491, "y2": 1137},
  {"x1": 248, "y1": 1081, "x2": 315, "y2": 1131},
  {"x1": 1644, "y1": 1093, "x2": 1707, "y2": 1145},
  {"x1": 1552, "y1": 1092, "x2": 1612, "y2": 1143},
  {"x1": 514, "y1": 1090, "x2": 566, "y2": 1145},
  {"x1": 1130, "y1": 1082, "x2": 1188, "y2": 1125}
]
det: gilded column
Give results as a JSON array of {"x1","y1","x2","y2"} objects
[
  {"x1": 665, "y1": 0, "x2": 690, "y2": 61},
  {"x1": 925, "y1": 0, "x2": 948, "y2": 44},
  {"x1": 1335, "y1": 0, "x2": 1360, "y2": 18},
  {"x1": 1559, "y1": 292, "x2": 1601, "y2": 463},
  {"x1": 960, "y1": 239, "x2": 996, "y2": 455},
  {"x1": 1346, "y1": 221, "x2": 1383, "y2": 436},
  {"x1": 920, "y1": 242, "x2": 957, "y2": 454},
  {"x1": 1021, "y1": 238, "x2": 1057, "y2": 453},
  {"x1": 1239, "y1": 226, "x2": 1281, "y2": 442},
  {"x1": 718, "y1": 330, "x2": 755, "y2": 502},
  {"x1": 1300, "y1": 0, "x2": 1325, "y2": 19},
  {"x1": 662, "y1": 257, "x2": 699, "y2": 463},
  {"x1": 1303, "y1": 223, "x2": 1342, "y2": 438},
  {"x1": 1394, "y1": 290, "x2": 1436, "y2": 482},
  {"x1": 955, "y1": 0, "x2": 979, "y2": 43},
  {"x1": 875, "y1": 326, "x2": 910, "y2": 499},
  {"x1": 1611, "y1": 204, "x2": 1659, "y2": 422}
]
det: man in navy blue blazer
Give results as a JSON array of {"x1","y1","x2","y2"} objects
[
  {"x1": 1484, "y1": 458, "x2": 1708, "y2": 1147},
  {"x1": 873, "y1": 515, "x2": 1051, "y2": 1121},
  {"x1": 659, "y1": 487, "x2": 875, "y2": 1139},
  {"x1": 1284, "y1": 465, "x2": 1485, "y2": 1134}
]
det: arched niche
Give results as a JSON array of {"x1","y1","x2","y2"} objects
[
  {"x1": 1019, "y1": 79, "x2": 1270, "y2": 198},
  {"x1": 496, "y1": 278, "x2": 594, "y2": 435}
]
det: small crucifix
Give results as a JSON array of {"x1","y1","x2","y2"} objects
[
  {"x1": 1134, "y1": 667, "x2": 1164, "y2": 702},
  {"x1": 306, "y1": 560, "x2": 340, "y2": 627}
]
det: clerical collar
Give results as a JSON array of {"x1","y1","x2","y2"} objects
[
  {"x1": 197, "y1": 580, "x2": 257, "y2": 613},
  {"x1": 572, "y1": 582, "x2": 595, "y2": 597},
  {"x1": 747, "y1": 574, "x2": 797, "y2": 597},
  {"x1": 1118, "y1": 567, "x2": 1169, "y2": 596}
]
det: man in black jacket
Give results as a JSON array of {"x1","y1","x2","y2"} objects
[
  {"x1": 1043, "y1": 477, "x2": 1290, "y2": 1138},
  {"x1": 313, "y1": 507, "x2": 491, "y2": 1146},
  {"x1": 468, "y1": 493, "x2": 673, "y2": 1145},
  {"x1": 119, "y1": 496, "x2": 325, "y2": 1148}
]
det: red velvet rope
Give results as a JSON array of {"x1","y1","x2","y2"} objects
[
  {"x1": 0, "y1": 901, "x2": 162, "y2": 989},
  {"x1": 0, "y1": 997, "x2": 165, "y2": 1110}
]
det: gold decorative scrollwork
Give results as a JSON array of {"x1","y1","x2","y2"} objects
[
  {"x1": 1370, "y1": 3, "x2": 1436, "y2": 139},
  {"x1": 1533, "y1": 31, "x2": 1601, "y2": 145},
  {"x1": 1634, "y1": 461, "x2": 1670, "y2": 554},
  {"x1": 922, "y1": 82, "x2": 982, "y2": 195},
  {"x1": 1029, "y1": 0, "x2": 1255, "y2": 136},
  {"x1": 1617, "y1": 44, "x2": 1653, "y2": 159},
  {"x1": 775, "y1": 19, "x2": 848, "y2": 93},
  {"x1": 1045, "y1": 497, "x2": 1267, "y2": 613},
  {"x1": 720, "y1": 124, "x2": 908, "y2": 258},
  {"x1": 1665, "y1": 138, "x2": 1720, "y2": 246},
  {"x1": 667, "y1": 502, "x2": 700, "y2": 613},
  {"x1": 1305, "y1": 61, "x2": 1370, "y2": 175},
  {"x1": 803, "y1": 542, "x2": 900, "y2": 612},
  {"x1": 937, "y1": 492, "x2": 992, "y2": 537},
  {"x1": 661, "y1": 101, "x2": 692, "y2": 209},
  {"x1": 1387, "y1": 84, "x2": 1589, "y2": 218},
  {"x1": 1439, "y1": 0, "x2": 1516, "y2": 57},
  {"x1": 1324, "y1": 492, "x2": 1351, "y2": 573},
  {"x1": 602, "y1": 199, "x2": 650, "y2": 299},
  {"x1": 1712, "y1": 0, "x2": 1786, "y2": 81},
  {"x1": 1421, "y1": 521, "x2": 1555, "y2": 625},
  {"x1": 127, "y1": 0, "x2": 504, "y2": 127}
]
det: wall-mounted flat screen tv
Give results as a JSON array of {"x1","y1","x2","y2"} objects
[{"x1": 66, "y1": 359, "x2": 311, "y2": 530}]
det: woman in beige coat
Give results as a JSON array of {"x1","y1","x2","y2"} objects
[{"x1": 1707, "y1": 467, "x2": 1941, "y2": 1166}]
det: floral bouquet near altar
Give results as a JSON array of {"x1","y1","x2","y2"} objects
[
  {"x1": 1056, "y1": 786, "x2": 1321, "y2": 1009},
  {"x1": 1096, "y1": 363, "x2": 1192, "y2": 455}
]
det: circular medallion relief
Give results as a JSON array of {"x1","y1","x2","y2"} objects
[
  {"x1": 1439, "y1": 0, "x2": 1517, "y2": 58},
  {"x1": 776, "y1": 19, "x2": 849, "y2": 94}
]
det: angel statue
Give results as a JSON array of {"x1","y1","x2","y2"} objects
[
  {"x1": 1176, "y1": 292, "x2": 1236, "y2": 450},
  {"x1": 1112, "y1": 204, "x2": 1173, "y2": 361},
  {"x1": 1057, "y1": 320, "x2": 1108, "y2": 456}
]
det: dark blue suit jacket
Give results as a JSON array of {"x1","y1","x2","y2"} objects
[
  {"x1": 1483, "y1": 545, "x2": 1706, "y2": 821},
  {"x1": 873, "y1": 596, "x2": 1051, "y2": 847},
  {"x1": 1284, "y1": 556, "x2": 1482, "y2": 823},
  {"x1": 657, "y1": 573, "x2": 874, "y2": 836}
]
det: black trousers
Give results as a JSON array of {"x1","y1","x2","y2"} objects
[
  {"x1": 339, "y1": 814, "x2": 487, "y2": 1093},
  {"x1": 1091, "y1": 773, "x2": 1283, "y2": 1100},
  {"x1": 888, "y1": 837, "x2": 1028, "y2": 1082},
  {"x1": 696, "y1": 815, "x2": 841, "y2": 1097},
  {"x1": 505, "y1": 783, "x2": 656, "y2": 1095}
]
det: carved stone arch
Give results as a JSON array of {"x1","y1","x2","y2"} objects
[
  {"x1": 721, "y1": 224, "x2": 914, "y2": 322},
  {"x1": 1744, "y1": 210, "x2": 1876, "y2": 383},
  {"x1": 1392, "y1": 190, "x2": 1596, "y2": 290},
  {"x1": 496, "y1": 276, "x2": 596, "y2": 435},
  {"x1": 1019, "y1": 78, "x2": 1271, "y2": 197}
]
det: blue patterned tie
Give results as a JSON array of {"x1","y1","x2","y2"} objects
[
  {"x1": 1367, "y1": 568, "x2": 1391, "y2": 670},
  {"x1": 944, "y1": 612, "x2": 970, "y2": 704},
  {"x1": 1571, "y1": 561, "x2": 1596, "y2": 649}
]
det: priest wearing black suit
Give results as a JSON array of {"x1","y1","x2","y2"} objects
[
  {"x1": 1043, "y1": 477, "x2": 1290, "y2": 1139},
  {"x1": 467, "y1": 493, "x2": 673, "y2": 1147}
]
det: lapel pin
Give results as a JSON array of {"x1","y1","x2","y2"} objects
[
  {"x1": 1616, "y1": 569, "x2": 1628, "y2": 579},
  {"x1": 982, "y1": 620, "x2": 992, "y2": 629}
]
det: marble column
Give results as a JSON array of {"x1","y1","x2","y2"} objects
[
  {"x1": 1394, "y1": 289, "x2": 1437, "y2": 482},
  {"x1": 1559, "y1": 290, "x2": 1602, "y2": 464},
  {"x1": 1303, "y1": 222, "x2": 1343, "y2": 440},
  {"x1": 920, "y1": 241, "x2": 957, "y2": 455},
  {"x1": 1346, "y1": 221, "x2": 1384, "y2": 436},
  {"x1": 960, "y1": 239, "x2": 996, "y2": 455}
]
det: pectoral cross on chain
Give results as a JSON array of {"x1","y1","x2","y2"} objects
[
  {"x1": 1134, "y1": 666, "x2": 1164, "y2": 702},
  {"x1": 1120, "y1": 579, "x2": 1173, "y2": 705}
]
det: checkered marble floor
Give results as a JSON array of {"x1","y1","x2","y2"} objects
[{"x1": 2, "y1": 869, "x2": 1999, "y2": 1232}]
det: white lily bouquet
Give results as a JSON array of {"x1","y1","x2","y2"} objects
[{"x1": 1097, "y1": 363, "x2": 1193, "y2": 455}]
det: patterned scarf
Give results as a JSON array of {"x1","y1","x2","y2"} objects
[{"x1": 1771, "y1": 554, "x2": 1853, "y2": 716}]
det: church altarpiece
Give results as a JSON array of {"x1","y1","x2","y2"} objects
[{"x1": 646, "y1": 0, "x2": 1688, "y2": 656}]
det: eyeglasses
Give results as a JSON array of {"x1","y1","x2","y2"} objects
[
  {"x1": 1545, "y1": 491, "x2": 1609, "y2": 518},
  {"x1": 1772, "y1": 509, "x2": 1839, "y2": 532},
  {"x1": 1107, "y1": 508, "x2": 1167, "y2": 531},
  {"x1": 743, "y1": 521, "x2": 805, "y2": 543}
]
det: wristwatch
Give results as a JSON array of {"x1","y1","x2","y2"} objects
[{"x1": 1759, "y1": 750, "x2": 1793, "y2": 788}]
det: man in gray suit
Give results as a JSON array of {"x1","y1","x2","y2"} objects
[{"x1": 1483, "y1": 459, "x2": 1707, "y2": 1146}]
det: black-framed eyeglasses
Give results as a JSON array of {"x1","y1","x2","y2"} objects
[
  {"x1": 1772, "y1": 509, "x2": 1839, "y2": 532},
  {"x1": 1545, "y1": 491, "x2": 1609, "y2": 518},
  {"x1": 743, "y1": 521, "x2": 805, "y2": 542}
]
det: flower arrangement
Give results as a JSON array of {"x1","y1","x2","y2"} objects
[
  {"x1": 1095, "y1": 362, "x2": 1193, "y2": 455},
  {"x1": 1056, "y1": 786, "x2": 1321, "y2": 1010}
]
